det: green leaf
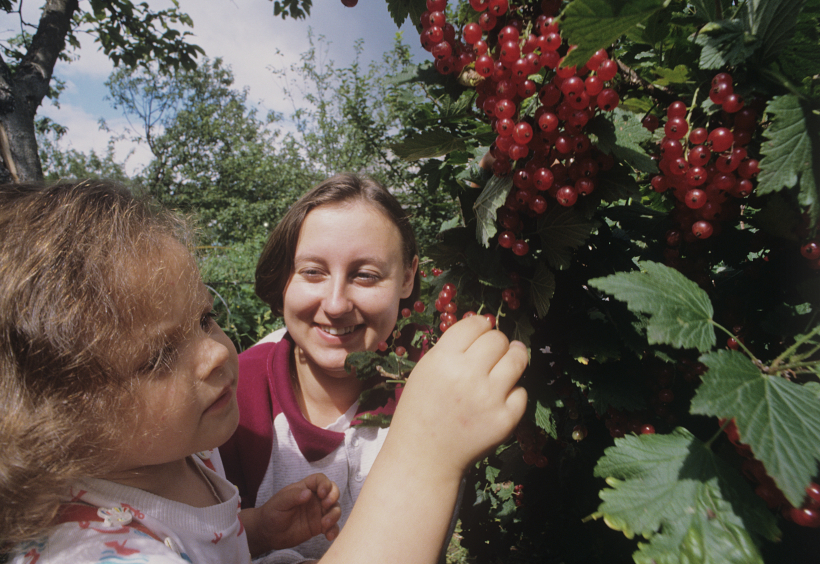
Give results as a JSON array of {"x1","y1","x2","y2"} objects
[
  {"x1": 651, "y1": 64, "x2": 692, "y2": 87},
  {"x1": 534, "y1": 399, "x2": 557, "y2": 438},
  {"x1": 384, "y1": 0, "x2": 425, "y2": 27},
  {"x1": 757, "y1": 95, "x2": 820, "y2": 226},
  {"x1": 473, "y1": 175, "x2": 513, "y2": 247},
  {"x1": 559, "y1": 0, "x2": 672, "y2": 69},
  {"x1": 593, "y1": 428, "x2": 779, "y2": 563},
  {"x1": 510, "y1": 313, "x2": 535, "y2": 348},
  {"x1": 588, "y1": 261, "x2": 716, "y2": 352},
  {"x1": 749, "y1": 194, "x2": 801, "y2": 241},
  {"x1": 389, "y1": 130, "x2": 467, "y2": 161},
  {"x1": 688, "y1": 0, "x2": 722, "y2": 21},
  {"x1": 588, "y1": 110, "x2": 658, "y2": 174},
  {"x1": 530, "y1": 262, "x2": 556, "y2": 318},
  {"x1": 777, "y1": 3, "x2": 820, "y2": 88},
  {"x1": 536, "y1": 206, "x2": 595, "y2": 270},
  {"x1": 744, "y1": 0, "x2": 807, "y2": 64},
  {"x1": 692, "y1": 21, "x2": 760, "y2": 69},
  {"x1": 690, "y1": 350, "x2": 820, "y2": 507}
]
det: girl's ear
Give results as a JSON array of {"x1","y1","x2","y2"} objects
[{"x1": 401, "y1": 255, "x2": 419, "y2": 299}]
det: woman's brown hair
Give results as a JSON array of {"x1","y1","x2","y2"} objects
[
  {"x1": 255, "y1": 173, "x2": 420, "y2": 316},
  {"x1": 0, "y1": 180, "x2": 193, "y2": 549}
]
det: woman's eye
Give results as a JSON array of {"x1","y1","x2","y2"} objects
[{"x1": 355, "y1": 271, "x2": 380, "y2": 282}]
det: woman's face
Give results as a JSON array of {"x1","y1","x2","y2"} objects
[{"x1": 282, "y1": 200, "x2": 417, "y2": 380}]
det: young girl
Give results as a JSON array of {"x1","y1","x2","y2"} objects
[
  {"x1": 219, "y1": 174, "x2": 438, "y2": 563},
  {"x1": 0, "y1": 180, "x2": 528, "y2": 564}
]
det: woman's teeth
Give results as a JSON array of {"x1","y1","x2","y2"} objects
[{"x1": 321, "y1": 325, "x2": 356, "y2": 336}]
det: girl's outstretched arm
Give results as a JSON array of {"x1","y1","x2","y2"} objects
[{"x1": 320, "y1": 315, "x2": 527, "y2": 564}]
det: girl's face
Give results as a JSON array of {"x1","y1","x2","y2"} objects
[
  {"x1": 283, "y1": 201, "x2": 417, "y2": 380},
  {"x1": 113, "y1": 245, "x2": 240, "y2": 471}
]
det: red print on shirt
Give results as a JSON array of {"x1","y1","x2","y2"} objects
[{"x1": 105, "y1": 540, "x2": 140, "y2": 556}]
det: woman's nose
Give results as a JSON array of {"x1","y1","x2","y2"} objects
[{"x1": 322, "y1": 278, "x2": 353, "y2": 317}]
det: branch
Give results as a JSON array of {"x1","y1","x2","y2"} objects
[{"x1": 14, "y1": 0, "x2": 78, "y2": 115}]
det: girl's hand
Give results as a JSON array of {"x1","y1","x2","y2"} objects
[
  {"x1": 391, "y1": 315, "x2": 528, "y2": 481},
  {"x1": 241, "y1": 473, "x2": 341, "y2": 556}
]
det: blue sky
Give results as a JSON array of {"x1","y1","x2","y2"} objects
[{"x1": 1, "y1": 0, "x2": 429, "y2": 173}]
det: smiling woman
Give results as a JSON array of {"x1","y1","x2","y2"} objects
[{"x1": 221, "y1": 173, "x2": 426, "y2": 564}]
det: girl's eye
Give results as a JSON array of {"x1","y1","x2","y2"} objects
[
  {"x1": 141, "y1": 343, "x2": 176, "y2": 374},
  {"x1": 200, "y1": 310, "x2": 217, "y2": 331}
]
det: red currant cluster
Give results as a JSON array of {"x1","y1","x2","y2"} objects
[
  {"x1": 434, "y1": 281, "x2": 497, "y2": 332},
  {"x1": 514, "y1": 417, "x2": 549, "y2": 467},
  {"x1": 512, "y1": 483, "x2": 524, "y2": 507},
  {"x1": 417, "y1": 0, "x2": 619, "y2": 257},
  {"x1": 434, "y1": 282, "x2": 460, "y2": 332},
  {"x1": 722, "y1": 419, "x2": 820, "y2": 528},
  {"x1": 647, "y1": 73, "x2": 761, "y2": 244},
  {"x1": 500, "y1": 271, "x2": 522, "y2": 309},
  {"x1": 603, "y1": 408, "x2": 657, "y2": 439}
]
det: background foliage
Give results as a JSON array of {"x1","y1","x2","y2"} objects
[{"x1": 28, "y1": 0, "x2": 820, "y2": 562}]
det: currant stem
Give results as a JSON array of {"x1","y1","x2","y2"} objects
[
  {"x1": 771, "y1": 359, "x2": 820, "y2": 373},
  {"x1": 705, "y1": 417, "x2": 733, "y2": 449},
  {"x1": 710, "y1": 319, "x2": 758, "y2": 362},
  {"x1": 770, "y1": 325, "x2": 820, "y2": 371}
]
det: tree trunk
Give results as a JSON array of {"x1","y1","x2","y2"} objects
[{"x1": 0, "y1": 0, "x2": 78, "y2": 182}]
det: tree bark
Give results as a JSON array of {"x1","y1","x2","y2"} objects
[{"x1": 0, "y1": 0, "x2": 79, "y2": 182}]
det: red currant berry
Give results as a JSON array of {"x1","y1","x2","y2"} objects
[
  {"x1": 640, "y1": 424, "x2": 656, "y2": 435},
  {"x1": 463, "y1": 22, "x2": 483, "y2": 44},
  {"x1": 806, "y1": 482, "x2": 820, "y2": 506},
  {"x1": 498, "y1": 230, "x2": 516, "y2": 248},
  {"x1": 685, "y1": 188, "x2": 707, "y2": 209},
  {"x1": 667, "y1": 101, "x2": 687, "y2": 118},
  {"x1": 692, "y1": 220, "x2": 714, "y2": 239},
  {"x1": 708, "y1": 127, "x2": 734, "y2": 152},
  {"x1": 722, "y1": 93, "x2": 744, "y2": 113},
  {"x1": 413, "y1": 300, "x2": 426, "y2": 313},
  {"x1": 377, "y1": 341, "x2": 388, "y2": 352},
  {"x1": 664, "y1": 117, "x2": 689, "y2": 140},
  {"x1": 596, "y1": 88, "x2": 619, "y2": 111},
  {"x1": 556, "y1": 185, "x2": 578, "y2": 206},
  {"x1": 512, "y1": 239, "x2": 529, "y2": 256},
  {"x1": 789, "y1": 506, "x2": 820, "y2": 528},
  {"x1": 801, "y1": 241, "x2": 820, "y2": 260},
  {"x1": 596, "y1": 59, "x2": 617, "y2": 81},
  {"x1": 658, "y1": 389, "x2": 674, "y2": 403},
  {"x1": 483, "y1": 313, "x2": 497, "y2": 328},
  {"x1": 395, "y1": 346, "x2": 407, "y2": 357},
  {"x1": 689, "y1": 127, "x2": 708, "y2": 145},
  {"x1": 641, "y1": 114, "x2": 660, "y2": 131},
  {"x1": 401, "y1": 307, "x2": 412, "y2": 318}
]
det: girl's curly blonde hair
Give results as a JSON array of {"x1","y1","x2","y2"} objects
[{"x1": 0, "y1": 180, "x2": 193, "y2": 549}]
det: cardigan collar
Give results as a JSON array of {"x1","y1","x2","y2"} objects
[{"x1": 266, "y1": 335, "x2": 399, "y2": 462}]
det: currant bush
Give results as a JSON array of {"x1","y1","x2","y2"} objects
[{"x1": 352, "y1": 0, "x2": 820, "y2": 561}]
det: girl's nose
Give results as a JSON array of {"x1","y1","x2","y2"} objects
[{"x1": 199, "y1": 334, "x2": 231, "y2": 380}]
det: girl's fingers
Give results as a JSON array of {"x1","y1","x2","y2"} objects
[{"x1": 431, "y1": 314, "x2": 494, "y2": 353}]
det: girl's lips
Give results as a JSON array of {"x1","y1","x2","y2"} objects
[{"x1": 205, "y1": 386, "x2": 232, "y2": 414}]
